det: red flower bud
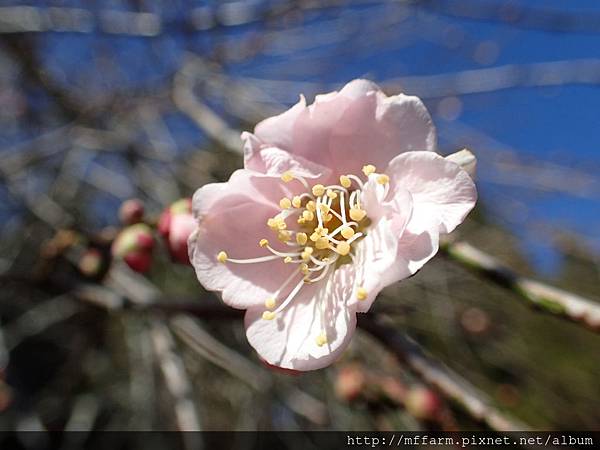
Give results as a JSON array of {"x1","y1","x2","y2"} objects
[
  {"x1": 335, "y1": 364, "x2": 366, "y2": 402},
  {"x1": 118, "y1": 198, "x2": 145, "y2": 225},
  {"x1": 405, "y1": 387, "x2": 441, "y2": 421},
  {"x1": 111, "y1": 224, "x2": 155, "y2": 273},
  {"x1": 158, "y1": 198, "x2": 195, "y2": 264},
  {"x1": 78, "y1": 248, "x2": 103, "y2": 278}
]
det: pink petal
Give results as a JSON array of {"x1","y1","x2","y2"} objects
[
  {"x1": 386, "y1": 151, "x2": 477, "y2": 234},
  {"x1": 188, "y1": 170, "x2": 302, "y2": 309},
  {"x1": 329, "y1": 92, "x2": 436, "y2": 176},
  {"x1": 253, "y1": 95, "x2": 306, "y2": 151},
  {"x1": 242, "y1": 145, "x2": 332, "y2": 181},
  {"x1": 350, "y1": 181, "x2": 413, "y2": 312},
  {"x1": 244, "y1": 264, "x2": 357, "y2": 371}
]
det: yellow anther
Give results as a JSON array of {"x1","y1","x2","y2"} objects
[
  {"x1": 315, "y1": 237, "x2": 330, "y2": 250},
  {"x1": 267, "y1": 218, "x2": 277, "y2": 229},
  {"x1": 301, "y1": 252, "x2": 311, "y2": 262},
  {"x1": 259, "y1": 238, "x2": 269, "y2": 248},
  {"x1": 376, "y1": 174, "x2": 390, "y2": 185},
  {"x1": 315, "y1": 333, "x2": 328, "y2": 347},
  {"x1": 322, "y1": 257, "x2": 329, "y2": 263},
  {"x1": 323, "y1": 214, "x2": 333, "y2": 223},
  {"x1": 292, "y1": 196, "x2": 302, "y2": 208},
  {"x1": 281, "y1": 171, "x2": 294, "y2": 182},
  {"x1": 326, "y1": 189, "x2": 337, "y2": 199},
  {"x1": 297, "y1": 217, "x2": 306, "y2": 225},
  {"x1": 300, "y1": 263, "x2": 309, "y2": 275},
  {"x1": 306, "y1": 201, "x2": 316, "y2": 212},
  {"x1": 217, "y1": 251, "x2": 228, "y2": 263},
  {"x1": 304, "y1": 246, "x2": 314, "y2": 255},
  {"x1": 265, "y1": 298, "x2": 276, "y2": 309},
  {"x1": 310, "y1": 232, "x2": 320, "y2": 242},
  {"x1": 262, "y1": 311, "x2": 276, "y2": 320},
  {"x1": 279, "y1": 197, "x2": 292, "y2": 209},
  {"x1": 278, "y1": 230, "x2": 292, "y2": 242},
  {"x1": 296, "y1": 232, "x2": 308, "y2": 245},
  {"x1": 284, "y1": 256, "x2": 293, "y2": 263},
  {"x1": 357, "y1": 287, "x2": 368, "y2": 301},
  {"x1": 362, "y1": 164, "x2": 376, "y2": 176},
  {"x1": 349, "y1": 207, "x2": 367, "y2": 222},
  {"x1": 336, "y1": 241, "x2": 351, "y2": 256},
  {"x1": 312, "y1": 184, "x2": 325, "y2": 196},
  {"x1": 302, "y1": 210, "x2": 314, "y2": 221},
  {"x1": 341, "y1": 227, "x2": 355, "y2": 239},
  {"x1": 340, "y1": 175, "x2": 352, "y2": 188},
  {"x1": 319, "y1": 203, "x2": 330, "y2": 214}
]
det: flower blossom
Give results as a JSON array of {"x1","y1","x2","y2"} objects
[{"x1": 188, "y1": 79, "x2": 477, "y2": 371}]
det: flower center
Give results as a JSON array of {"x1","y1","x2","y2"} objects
[{"x1": 216, "y1": 164, "x2": 390, "y2": 347}]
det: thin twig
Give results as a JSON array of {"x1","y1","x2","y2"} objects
[
  {"x1": 442, "y1": 240, "x2": 600, "y2": 332},
  {"x1": 359, "y1": 315, "x2": 530, "y2": 431}
]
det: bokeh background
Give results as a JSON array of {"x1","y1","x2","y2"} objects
[{"x1": 0, "y1": 0, "x2": 599, "y2": 443}]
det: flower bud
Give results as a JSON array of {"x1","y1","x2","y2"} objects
[
  {"x1": 158, "y1": 198, "x2": 195, "y2": 264},
  {"x1": 404, "y1": 387, "x2": 441, "y2": 421},
  {"x1": 78, "y1": 248, "x2": 103, "y2": 278},
  {"x1": 335, "y1": 364, "x2": 366, "y2": 402},
  {"x1": 111, "y1": 224, "x2": 154, "y2": 273},
  {"x1": 118, "y1": 198, "x2": 145, "y2": 225}
]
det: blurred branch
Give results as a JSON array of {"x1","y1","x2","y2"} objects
[
  {"x1": 358, "y1": 315, "x2": 530, "y2": 431},
  {"x1": 442, "y1": 240, "x2": 600, "y2": 332},
  {"x1": 150, "y1": 320, "x2": 203, "y2": 435},
  {"x1": 173, "y1": 58, "x2": 243, "y2": 154}
]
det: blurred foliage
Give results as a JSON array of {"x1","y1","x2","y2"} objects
[{"x1": 0, "y1": 0, "x2": 599, "y2": 441}]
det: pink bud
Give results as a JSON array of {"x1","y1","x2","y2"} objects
[
  {"x1": 78, "y1": 248, "x2": 103, "y2": 278},
  {"x1": 335, "y1": 364, "x2": 366, "y2": 402},
  {"x1": 158, "y1": 198, "x2": 195, "y2": 264},
  {"x1": 118, "y1": 198, "x2": 145, "y2": 225},
  {"x1": 405, "y1": 387, "x2": 441, "y2": 421},
  {"x1": 111, "y1": 224, "x2": 155, "y2": 273}
]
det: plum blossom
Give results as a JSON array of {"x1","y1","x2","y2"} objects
[{"x1": 188, "y1": 79, "x2": 477, "y2": 371}]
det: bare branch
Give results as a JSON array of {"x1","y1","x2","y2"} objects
[
  {"x1": 442, "y1": 240, "x2": 600, "y2": 332},
  {"x1": 359, "y1": 315, "x2": 530, "y2": 431}
]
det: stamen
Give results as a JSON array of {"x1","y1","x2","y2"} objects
[
  {"x1": 262, "y1": 311, "x2": 276, "y2": 320},
  {"x1": 273, "y1": 277, "x2": 307, "y2": 314},
  {"x1": 279, "y1": 197, "x2": 292, "y2": 209},
  {"x1": 357, "y1": 286, "x2": 368, "y2": 301},
  {"x1": 217, "y1": 251, "x2": 228, "y2": 263},
  {"x1": 341, "y1": 227, "x2": 355, "y2": 239},
  {"x1": 349, "y1": 207, "x2": 366, "y2": 222},
  {"x1": 225, "y1": 254, "x2": 282, "y2": 264},
  {"x1": 376, "y1": 174, "x2": 389, "y2": 185},
  {"x1": 339, "y1": 175, "x2": 352, "y2": 188},
  {"x1": 312, "y1": 184, "x2": 325, "y2": 197},
  {"x1": 335, "y1": 241, "x2": 351, "y2": 256},
  {"x1": 265, "y1": 298, "x2": 276, "y2": 309},
  {"x1": 259, "y1": 239, "x2": 269, "y2": 248},
  {"x1": 315, "y1": 332, "x2": 328, "y2": 347},
  {"x1": 347, "y1": 174, "x2": 364, "y2": 189},
  {"x1": 296, "y1": 232, "x2": 308, "y2": 245},
  {"x1": 291, "y1": 196, "x2": 302, "y2": 208},
  {"x1": 362, "y1": 164, "x2": 376, "y2": 176},
  {"x1": 315, "y1": 236, "x2": 329, "y2": 250}
]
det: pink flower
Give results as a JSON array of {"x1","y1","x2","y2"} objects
[
  {"x1": 188, "y1": 79, "x2": 477, "y2": 371},
  {"x1": 158, "y1": 198, "x2": 196, "y2": 264}
]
